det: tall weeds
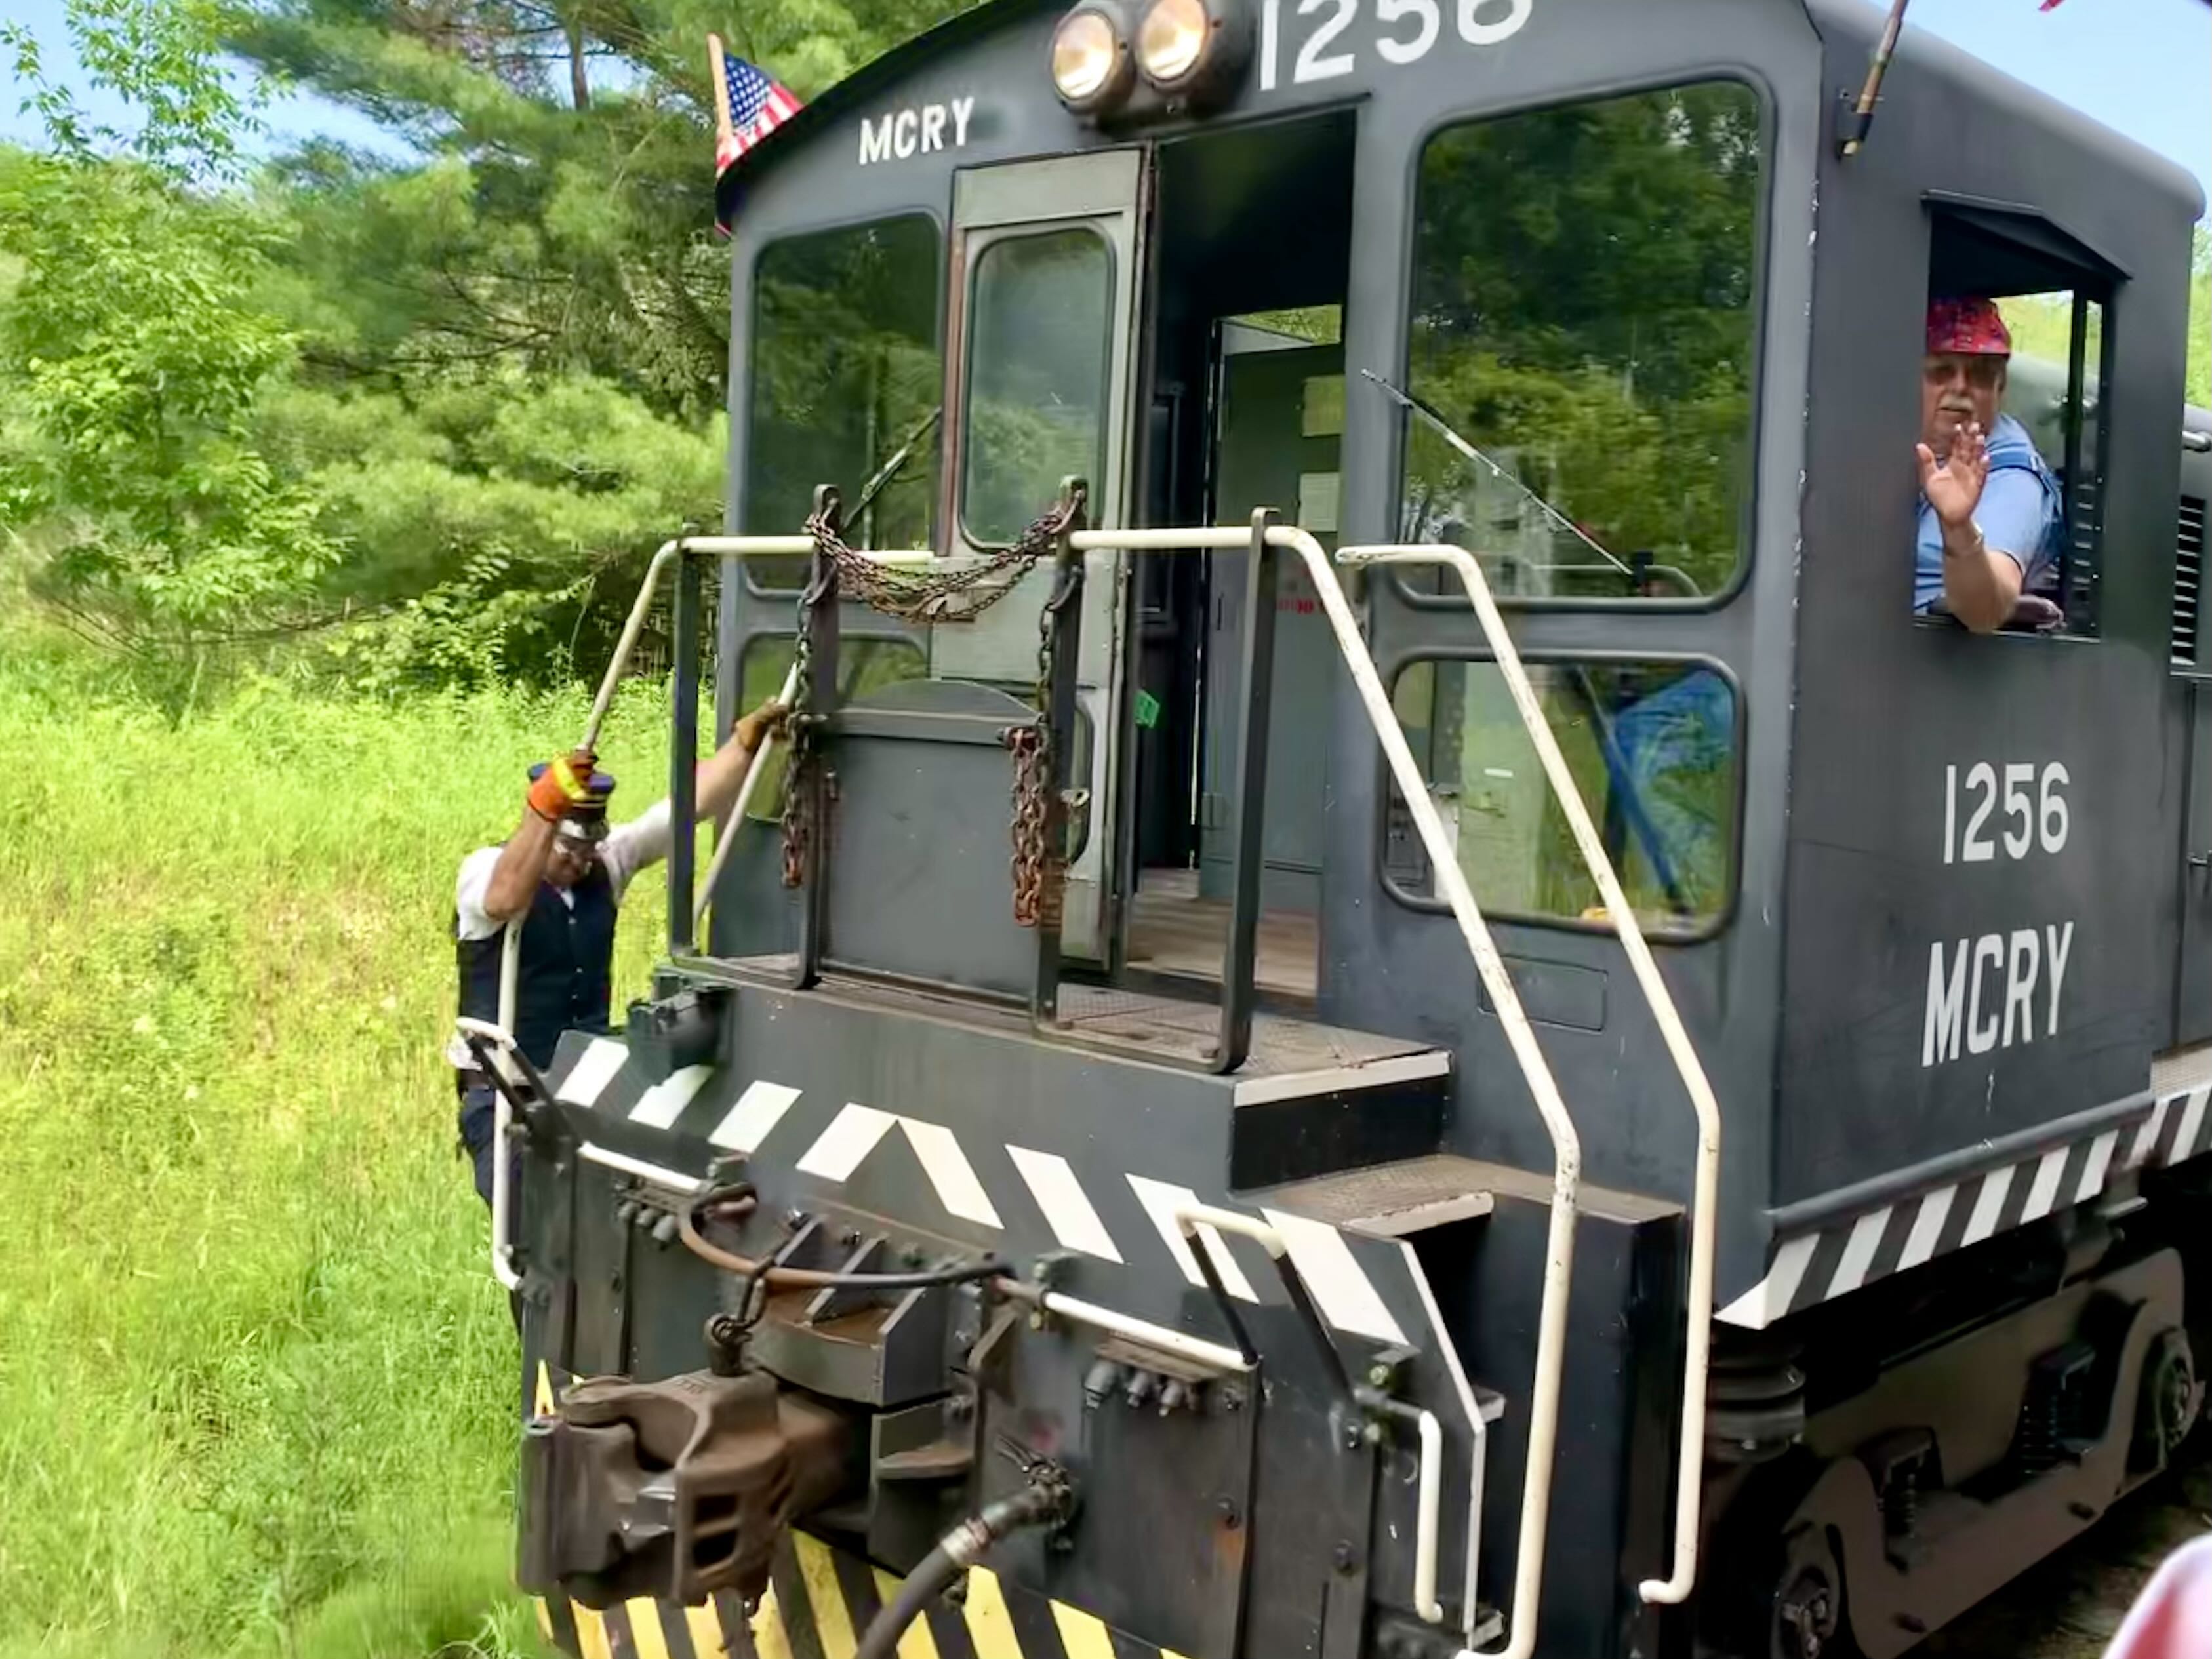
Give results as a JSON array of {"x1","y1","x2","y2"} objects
[{"x1": 0, "y1": 633, "x2": 674, "y2": 1657}]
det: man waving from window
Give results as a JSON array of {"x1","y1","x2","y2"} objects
[{"x1": 1914, "y1": 296, "x2": 2065, "y2": 633}]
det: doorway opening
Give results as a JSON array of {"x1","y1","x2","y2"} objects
[{"x1": 1116, "y1": 110, "x2": 1356, "y2": 1007}]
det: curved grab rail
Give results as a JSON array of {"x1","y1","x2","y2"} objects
[
  {"x1": 487, "y1": 533, "x2": 881, "y2": 1292},
  {"x1": 1070, "y1": 524, "x2": 1581, "y2": 1659},
  {"x1": 582, "y1": 535, "x2": 816, "y2": 753},
  {"x1": 456, "y1": 1013, "x2": 525, "y2": 1292},
  {"x1": 1337, "y1": 543, "x2": 1725, "y2": 1614}
]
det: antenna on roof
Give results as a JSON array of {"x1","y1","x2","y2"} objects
[{"x1": 1840, "y1": 0, "x2": 1911, "y2": 158}]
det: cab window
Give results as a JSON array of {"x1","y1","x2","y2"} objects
[
  {"x1": 744, "y1": 214, "x2": 942, "y2": 576},
  {"x1": 1917, "y1": 207, "x2": 2116, "y2": 637},
  {"x1": 961, "y1": 226, "x2": 1114, "y2": 546},
  {"x1": 1398, "y1": 81, "x2": 1764, "y2": 603},
  {"x1": 1384, "y1": 657, "x2": 1741, "y2": 936},
  {"x1": 735, "y1": 635, "x2": 929, "y2": 821}
]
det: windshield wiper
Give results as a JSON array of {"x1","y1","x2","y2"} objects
[
  {"x1": 849, "y1": 405, "x2": 943, "y2": 527},
  {"x1": 1361, "y1": 369, "x2": 1632, "y2": 581}
]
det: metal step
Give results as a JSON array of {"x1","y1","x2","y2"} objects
[{"x1": 1248, "y1": 1151, "x2": 1502, "y2": 1237}]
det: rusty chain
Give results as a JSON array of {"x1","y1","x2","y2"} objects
[
  {"x1": 1005, "y1": 551, "x2": 1083, "y2": 929},
  {"x1": 1005, "y1": 725, "x2": 1051, "y2": 927},
  {"x1": 799, "y1": 492, "x2": 1084, "y2": 626},
  {"x1": 778, "y1": 555, "x2": 826, "y2": 889},
  {"x1": 784, "y1": 485, "x2": 1087, "y2": 919}
]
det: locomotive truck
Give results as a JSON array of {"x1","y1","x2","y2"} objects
[{"x1": 455, "y1": 2, "x2": 2212, "y2": 1656}]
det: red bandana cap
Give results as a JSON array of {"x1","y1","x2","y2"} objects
[{"x1": 1927, "y1": 296, "x2": 2013, "y2": 356}]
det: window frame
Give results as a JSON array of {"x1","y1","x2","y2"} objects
[
  {"x1": 741, "y1": 207, "x2": 948, "y2": 600},
  {"x1": 1390, "y1": 71, "x2": 1777, "y2": 617},
  {"x1": 1374, "y1": 646, "x2": 1751, "y2": 944},
  {"x1": 955, "y1": 221, "x2": 1119, "y2": 552},
  {"x1": 1914, "y1": 198, "x2": 2125, "y2": 641},
  {"x1": 731, "y1": 629, "x2": 933, "y2": 820}
]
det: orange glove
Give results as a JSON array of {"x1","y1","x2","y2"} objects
[
  {"x1": 527, "y1": 750, "x2": 601, "y2": 821},
  {"x1": 734, "y1": 700, "x2": 788, "y2": 751}
]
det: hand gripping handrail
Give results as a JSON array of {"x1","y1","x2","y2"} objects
[
  {"x1": 1336, "y1": 544, "x2": 1725, "y2": 1614},
  {"x1": 1069, "y1": 524, "x2": 1580, "y2": 1659},
  {"x1": 577, "y1": 534, "x2": 942, "y2": 932},
  {"x1": 486, "y1": 532, "x2": 893, "y2": 1290}
]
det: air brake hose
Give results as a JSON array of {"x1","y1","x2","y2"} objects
[
  {"x1": 675, "y1": 1196, "x2": 1007, "y2": 1292},
  {"x1": 853, "y1": 1484, "x2": 1072, "y2": 1659}
]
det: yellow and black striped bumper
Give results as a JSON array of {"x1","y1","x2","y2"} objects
[
  {"x1": 534, "y1": 1527, "x2": 1192, "y2": 1659},
  {"x1": 527, "y1": 1366, "x2": 1189, "y2": 1659}
]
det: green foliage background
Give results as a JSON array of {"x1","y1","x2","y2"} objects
[
  {"x1": 0, "y1": 5, "x2": 937, "y2": 1654},
  {"x1": 0, "y1": 624, "x2": 679, "y2": 1659}
]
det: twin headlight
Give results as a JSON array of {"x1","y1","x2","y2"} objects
[{"x1": 1050, "y1": 0, "x2": 1246, "y2": 115}]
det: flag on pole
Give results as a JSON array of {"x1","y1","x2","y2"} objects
[{"x1": 710, "y1": 35, "x2": 801, "y2": 178}]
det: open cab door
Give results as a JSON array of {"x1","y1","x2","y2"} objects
[{"x1": 933, "y1": 149, "x2": 1150, "y2": 965}]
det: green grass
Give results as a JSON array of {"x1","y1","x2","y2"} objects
[{"x1": 0, "y1": 630, "x2": 678, "y2": 1658}]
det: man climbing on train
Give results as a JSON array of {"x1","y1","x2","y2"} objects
[
  {"x1": 1913, "y1": 295, "x2": 2066, "y2": 633},
  {"x1": 449, "y1": 699, "x2": 784, "y2": 1210}
]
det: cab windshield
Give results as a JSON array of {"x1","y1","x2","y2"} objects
[{"x1": 745, "y1": 213, "x2": 942, "y2": 551}]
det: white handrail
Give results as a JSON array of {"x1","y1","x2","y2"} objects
[
  {"x1": 1074, "y1": 523, "x2": 1582, "y2": 1659},
  {"x1": 578, "y1": 1141, "x2": 706, "y2": 1193},
  {"x1": 1171, "y1": 1199, "x2": 1449, "y2": 1628},
  {"x1": 487, "y1": 532, "x2": 824, "y2": 1292},
  {"x1": 1338, "y1": 544, "x2": 1725, "y2": 1612},
  {"x1": 1034, "y1": 1290, "x2": 1253, "y2": 1374},
  {"x1": 583, "y1": 536, "x2": 818, "y2": 752},
  {"x1": 1413, "y1": 1407, "x2": 1446, "y2": 1624},
  {"x1": 1173, "y1": 1201, "x2": 1287, "y2": 1258},
  {"x1": 693, "y1": 661, "x2": 801, "y2": 930},
  {"x1": 457, "y1": 1013, "x2": 524, "y2": 1292}
]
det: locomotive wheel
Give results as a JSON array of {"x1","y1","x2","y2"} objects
[
  {"x1": 1767, "y1": 1523, "x2": 1857, "y2": 1659},
  {"x1": 1698, "y1": 1453, "x2": 1864, "y2": 1659},
  {"x1": 2132, "y1": 1326, "x2": 2197, "y2": 1471}
]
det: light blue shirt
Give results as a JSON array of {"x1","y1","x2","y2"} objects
[
  {"x1": 1599, "y1": 668, "x2": 1735, "y2": 917},
  {"x1": 1914, "y1": 412, "x2": 2066, "y2": 614}
]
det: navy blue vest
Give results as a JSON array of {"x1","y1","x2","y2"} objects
[{"x1": 455, "y1": 862, "x2": 618, "y2": 1080}]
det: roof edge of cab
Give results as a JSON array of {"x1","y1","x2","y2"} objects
[
  {"x1": 714, "y1": 0, "x2": 1060, "y2": 221},
  {"x1": 1801, "y1": 0, "x2": 2207, "y2": 221}
]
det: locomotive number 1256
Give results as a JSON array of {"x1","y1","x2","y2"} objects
[
  {"x1": 1258, "y1": 0, "x2": 1533, "y2": 91},
  {"x1": 1943, "y1": 761, "x2": 2070, "y2": 864},
  {"x1": 1922, "y1": 757, "x2": 2078, "y2": 1070}
]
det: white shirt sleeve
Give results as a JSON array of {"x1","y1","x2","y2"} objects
[
  {"x1": 599, "y1": 799, "x2": 674, "y2": 905},
  {"x1": 454, "y1": 845, "x2": 506, "y2": 942}
]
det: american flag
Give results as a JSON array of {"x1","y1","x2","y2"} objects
[{"x1": 715, "y1": 41, "x2": 801, "y2": 176}]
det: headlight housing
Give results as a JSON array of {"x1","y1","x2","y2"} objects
[
  {"x1": 1050, "y1": 4, "x2": 1135, "y2": 113},
  {"x1": 1135, "y1": 0, "x2": 1209, "y2": 86},
  {"x1": 1131, "y1": 0, "x2": 1250, "y2": 107}
]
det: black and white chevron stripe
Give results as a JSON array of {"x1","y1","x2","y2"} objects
[
  {"x1": 1719, "y1": 1084, "x2": 2212, "y2": 1330},
  {"x1": 545, "y1": 1035, "x2": 1422, "y2": 1348}
]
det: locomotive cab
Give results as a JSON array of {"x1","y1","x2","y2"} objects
[{"x1": 493, "y1": 4, "x2": 2212, "y2": 1658}]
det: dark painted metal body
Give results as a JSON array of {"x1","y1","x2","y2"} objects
[
  {"x1": 512, "y1": 4, "x2": 2212, "y2": 1657},
  {"x1": 705, "y1": 0, "x2": 2208, "y2": 1315}
]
